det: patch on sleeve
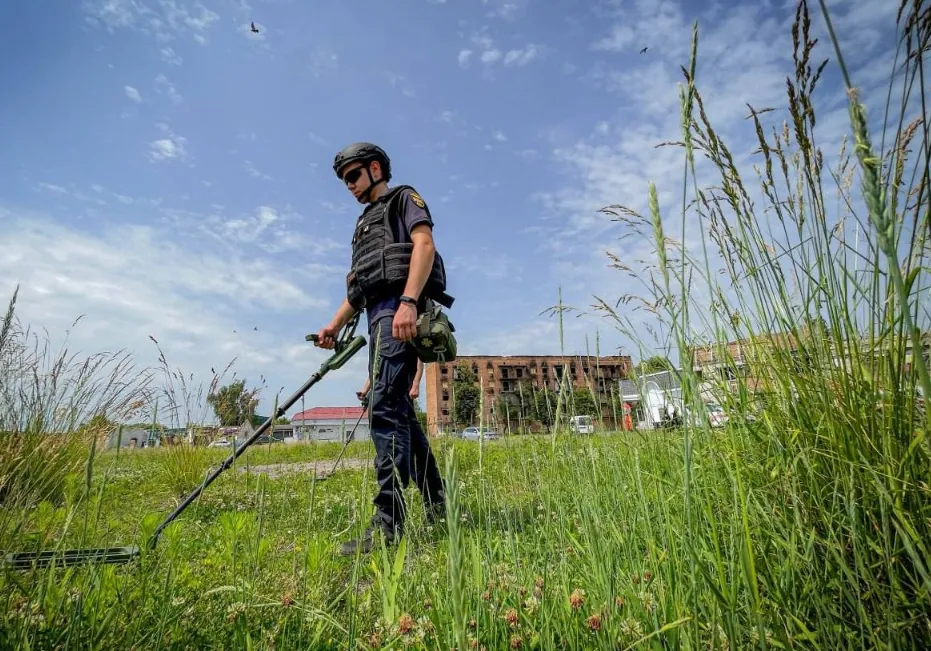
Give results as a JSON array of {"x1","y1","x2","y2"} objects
[{"x1": 409, "y1": 191, "x2": 426, "y2": 209}]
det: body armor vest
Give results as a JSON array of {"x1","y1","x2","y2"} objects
[{"x1": 346, "y1": 185, "x2": 454, "y2": 311}]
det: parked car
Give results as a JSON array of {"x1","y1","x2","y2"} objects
[
  {"x1": 459, "y1": 426, "x2": 499, "y2": 440},
  {"x1": 570, "y1": 415, "x2": 594, "y2": 434}
]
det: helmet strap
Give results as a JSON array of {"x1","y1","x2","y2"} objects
[{"x1": 359, "y1": 162, "x2": 387, "y2": 203}]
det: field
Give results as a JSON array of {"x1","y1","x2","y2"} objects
[
  {"x1": 1, "y1": 424, "x2": 924, "y2": 651},
  {"x1": 3, "y1": 1, "x2": 931, "y2": 649}
]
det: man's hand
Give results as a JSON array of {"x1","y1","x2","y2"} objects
[
  {"x1": 409, "y1": 384, "x2": 419, "y2": 400},
  {"x1": 357, "y1": 378, "x2": 371, "y2": 404},
  {"x1": 314, "y1": 323, "x2": 340, "y2": 349},
  {"x1": 392, "y1": 302, "x2": 417, "y2": 342}
]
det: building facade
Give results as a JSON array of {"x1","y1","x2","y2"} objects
[
  {"x1": 290, "y1": 407, "x2": 370, "y2": 442},
  {"x1": 424, "y1": 354, "x2": 632, "y2": 436}
]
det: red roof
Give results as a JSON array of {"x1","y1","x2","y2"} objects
[{"x1": 290, "y1": 407, "x2": 368, "y2": 421}]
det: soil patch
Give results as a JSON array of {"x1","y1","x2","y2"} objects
[{"x1": 237, "y1": 457, "x2": 370, "y2": 480}]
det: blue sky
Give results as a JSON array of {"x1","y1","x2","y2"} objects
[{"x1": 0, "y1": 0, "x2": 905, "y2": 422}]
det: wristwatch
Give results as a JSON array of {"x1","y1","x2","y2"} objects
[{"x1": 399, "y1": 295, "x2": 417, "y2": 305}]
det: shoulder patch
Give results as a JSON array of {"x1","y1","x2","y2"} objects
[{"x1": 409, "y1": 191, "x2": 426, "y2": 209}]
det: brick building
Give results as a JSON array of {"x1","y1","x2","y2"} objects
[{"x1": 424, "y1": 354, "x2": 632, "y2": 436}]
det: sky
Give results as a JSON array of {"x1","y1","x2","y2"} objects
[{"x1": 0, "y1": 0, "x2": 908, "y2": 423}]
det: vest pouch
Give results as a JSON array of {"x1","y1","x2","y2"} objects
[
  {"x1": 413, "y1": 299, "x2": 457, "y2": 363},
  {"x1": 383, "y1": 243, "x2": 414, "y2": 285},
  {"x1": 352, "y1": 248, "x2": 386, "y2": 298}
]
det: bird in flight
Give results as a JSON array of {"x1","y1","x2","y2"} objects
[
  {"x1": 250, "y1": 21, "x2": 260, "y2": 33},
  {"x1": 639, "y1": 46, "x2": 648, "y2": 54}
]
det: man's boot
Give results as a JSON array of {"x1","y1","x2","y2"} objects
[
  {"x1": 339, "y1": 514, "x2": 398, "y2": 557},
  {"x1": 425, "y1": 502, "x2": 447, "y2": 530}
]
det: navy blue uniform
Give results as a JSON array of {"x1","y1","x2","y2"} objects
[{"x1": 362, "y1": 188, "x2": 445, "y2": 538}]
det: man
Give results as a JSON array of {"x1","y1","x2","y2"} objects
[{"x1": 314, "y1": 142, "x2": 447, "y2": 556}]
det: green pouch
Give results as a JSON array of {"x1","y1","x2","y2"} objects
[{"x1": 413, "y1": 299, "x2": 457, "y2": 363}]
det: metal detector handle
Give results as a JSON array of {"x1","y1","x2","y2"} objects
[
  {"x1": 147, "y1": 331, "x2": 367, "y2": 549},
  {"x1": 327, "y1": 335, "x2": 365, "y2": 370}
]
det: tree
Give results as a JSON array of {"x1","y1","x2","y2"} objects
[
  {"x1": 451, "y1": 363, "x2": 480, "y2": 428},
  {"x1": 634, "y1": 356, "x2": 674, "y2": 377},
  {"x1": 207, "y1": 380, "x2": 260, "y2": 426},
  {"x1": 532, "y1": 387, "x2": 559, "y2": 427},
  {"x1": 571, "y1": 387, "x2": 598, "y2": 418}
]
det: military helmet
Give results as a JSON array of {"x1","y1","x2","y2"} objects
[{"x1": 333, "y1": 142, "x2": 391, "y2": 180}]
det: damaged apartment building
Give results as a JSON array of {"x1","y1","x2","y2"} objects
[{"x1": 423, "y1": 354, "x2": 632, "y2": 436}]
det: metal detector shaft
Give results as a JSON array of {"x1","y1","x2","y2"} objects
[
  {"x1": 148, "y1": 334, "x2": 366, "y2": 548},
  {"x1": 329, "y1": 401, "x2": 368, "y2": 475}
]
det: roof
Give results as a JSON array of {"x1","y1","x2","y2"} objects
[{"x1": 290, "y1": 407, "x2": 368, "y2": 421}]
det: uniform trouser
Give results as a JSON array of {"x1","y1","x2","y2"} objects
[{"x1": 367, "y1": 314, "x2": 445, "y2": 536}]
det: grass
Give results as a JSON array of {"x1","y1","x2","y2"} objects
[{"x1": 2, "y1": 0, "x2": 931, "y2": 648}]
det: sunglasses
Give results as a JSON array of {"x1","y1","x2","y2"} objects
[{"x1": 343, "y1": 167, "x2": 365, "y2": 185}]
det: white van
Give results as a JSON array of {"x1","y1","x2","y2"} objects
[{"x1": 570, "y1": 415, "x2": 594, "y2": 434}]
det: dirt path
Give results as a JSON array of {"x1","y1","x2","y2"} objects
[{"x1": 236, "y1": 457, "x2": 370, "y2": 480}]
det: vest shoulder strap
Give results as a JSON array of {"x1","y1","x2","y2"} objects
[{"x1": 381, "y1": 184, "x2": 417, "y2": 244}]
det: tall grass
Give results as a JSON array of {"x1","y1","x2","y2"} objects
[
  {"x1": 593, "y1": 0, "x2": 931, "y2": 645},
  {"x1": 2, "y1": 1, "x2": 930, "y2": 649}
]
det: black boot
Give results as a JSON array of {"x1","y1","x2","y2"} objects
[
  {"x1": 339, "y1": 515, "x2": 398, "y2": 557},
  {"x1": 425, "y1": 502, "x2": 447, "y2": 528}
]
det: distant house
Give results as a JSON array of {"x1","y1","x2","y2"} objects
[
  {"x1": 105, "y1": 426, "x2": 159, "y2": 449},
  {"x1": 290, "y1": 407, "x2": 370, "y2": 442}
]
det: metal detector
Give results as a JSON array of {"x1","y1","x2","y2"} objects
[
  {"x1": 3, "y1": 315, "x2": 366, "y2": 571},
  {"x1": 317, "y1": 393, "x2": 369, "y2": 481}
]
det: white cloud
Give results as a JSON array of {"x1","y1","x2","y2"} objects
[
  {"x1": 463, "y1": 29, "x2": 538, "y2": 69},
  {"x1": 480, "y1": 49, "x2": 502, "y2": 64},
  {"x1": 83, "y1": 0, "x2": 219, "y2": 44},
  {"x1": 493, "y1": 130, "x2": 507, "y2": 142},
  {"x1": 35, "y1": 182, "x2": 67, "y2": 194},
  {"x1": 154, "y1": 73, "x2": 183, "y2": 105},
  {"x1": 244, "y1": 160, "x2": 273, "y2": 181},
  {"x1": 160, "y1": 46, "x2": 183, "y2": 65},
  {"x1": 147, "y1": 124, "x2": 188, "y2": 162},
  {"x1": 591, "y1": 24, "x2": 635, "y2": 52},
  {"x1": 384, "y1": 71, "x2": 415, "y2": 97},
  {"x1": 0, "y1": 206, "x2": 354, "y2": 421},
  {"x1": 481, "y1": 0, "x2": 525, "y2": 21},
  {"x1": 308, "y1": 132, "x2": 328, "y2": 146},
  {"x1": 124, "y1": 85, "x2": 142, "y2": 102},
  {"x1": 503, "y1": 45, "x2": 538, "y2": 66},
  {"x1": 148, "y1": 138, "x2": 185, "y2": 161}
]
